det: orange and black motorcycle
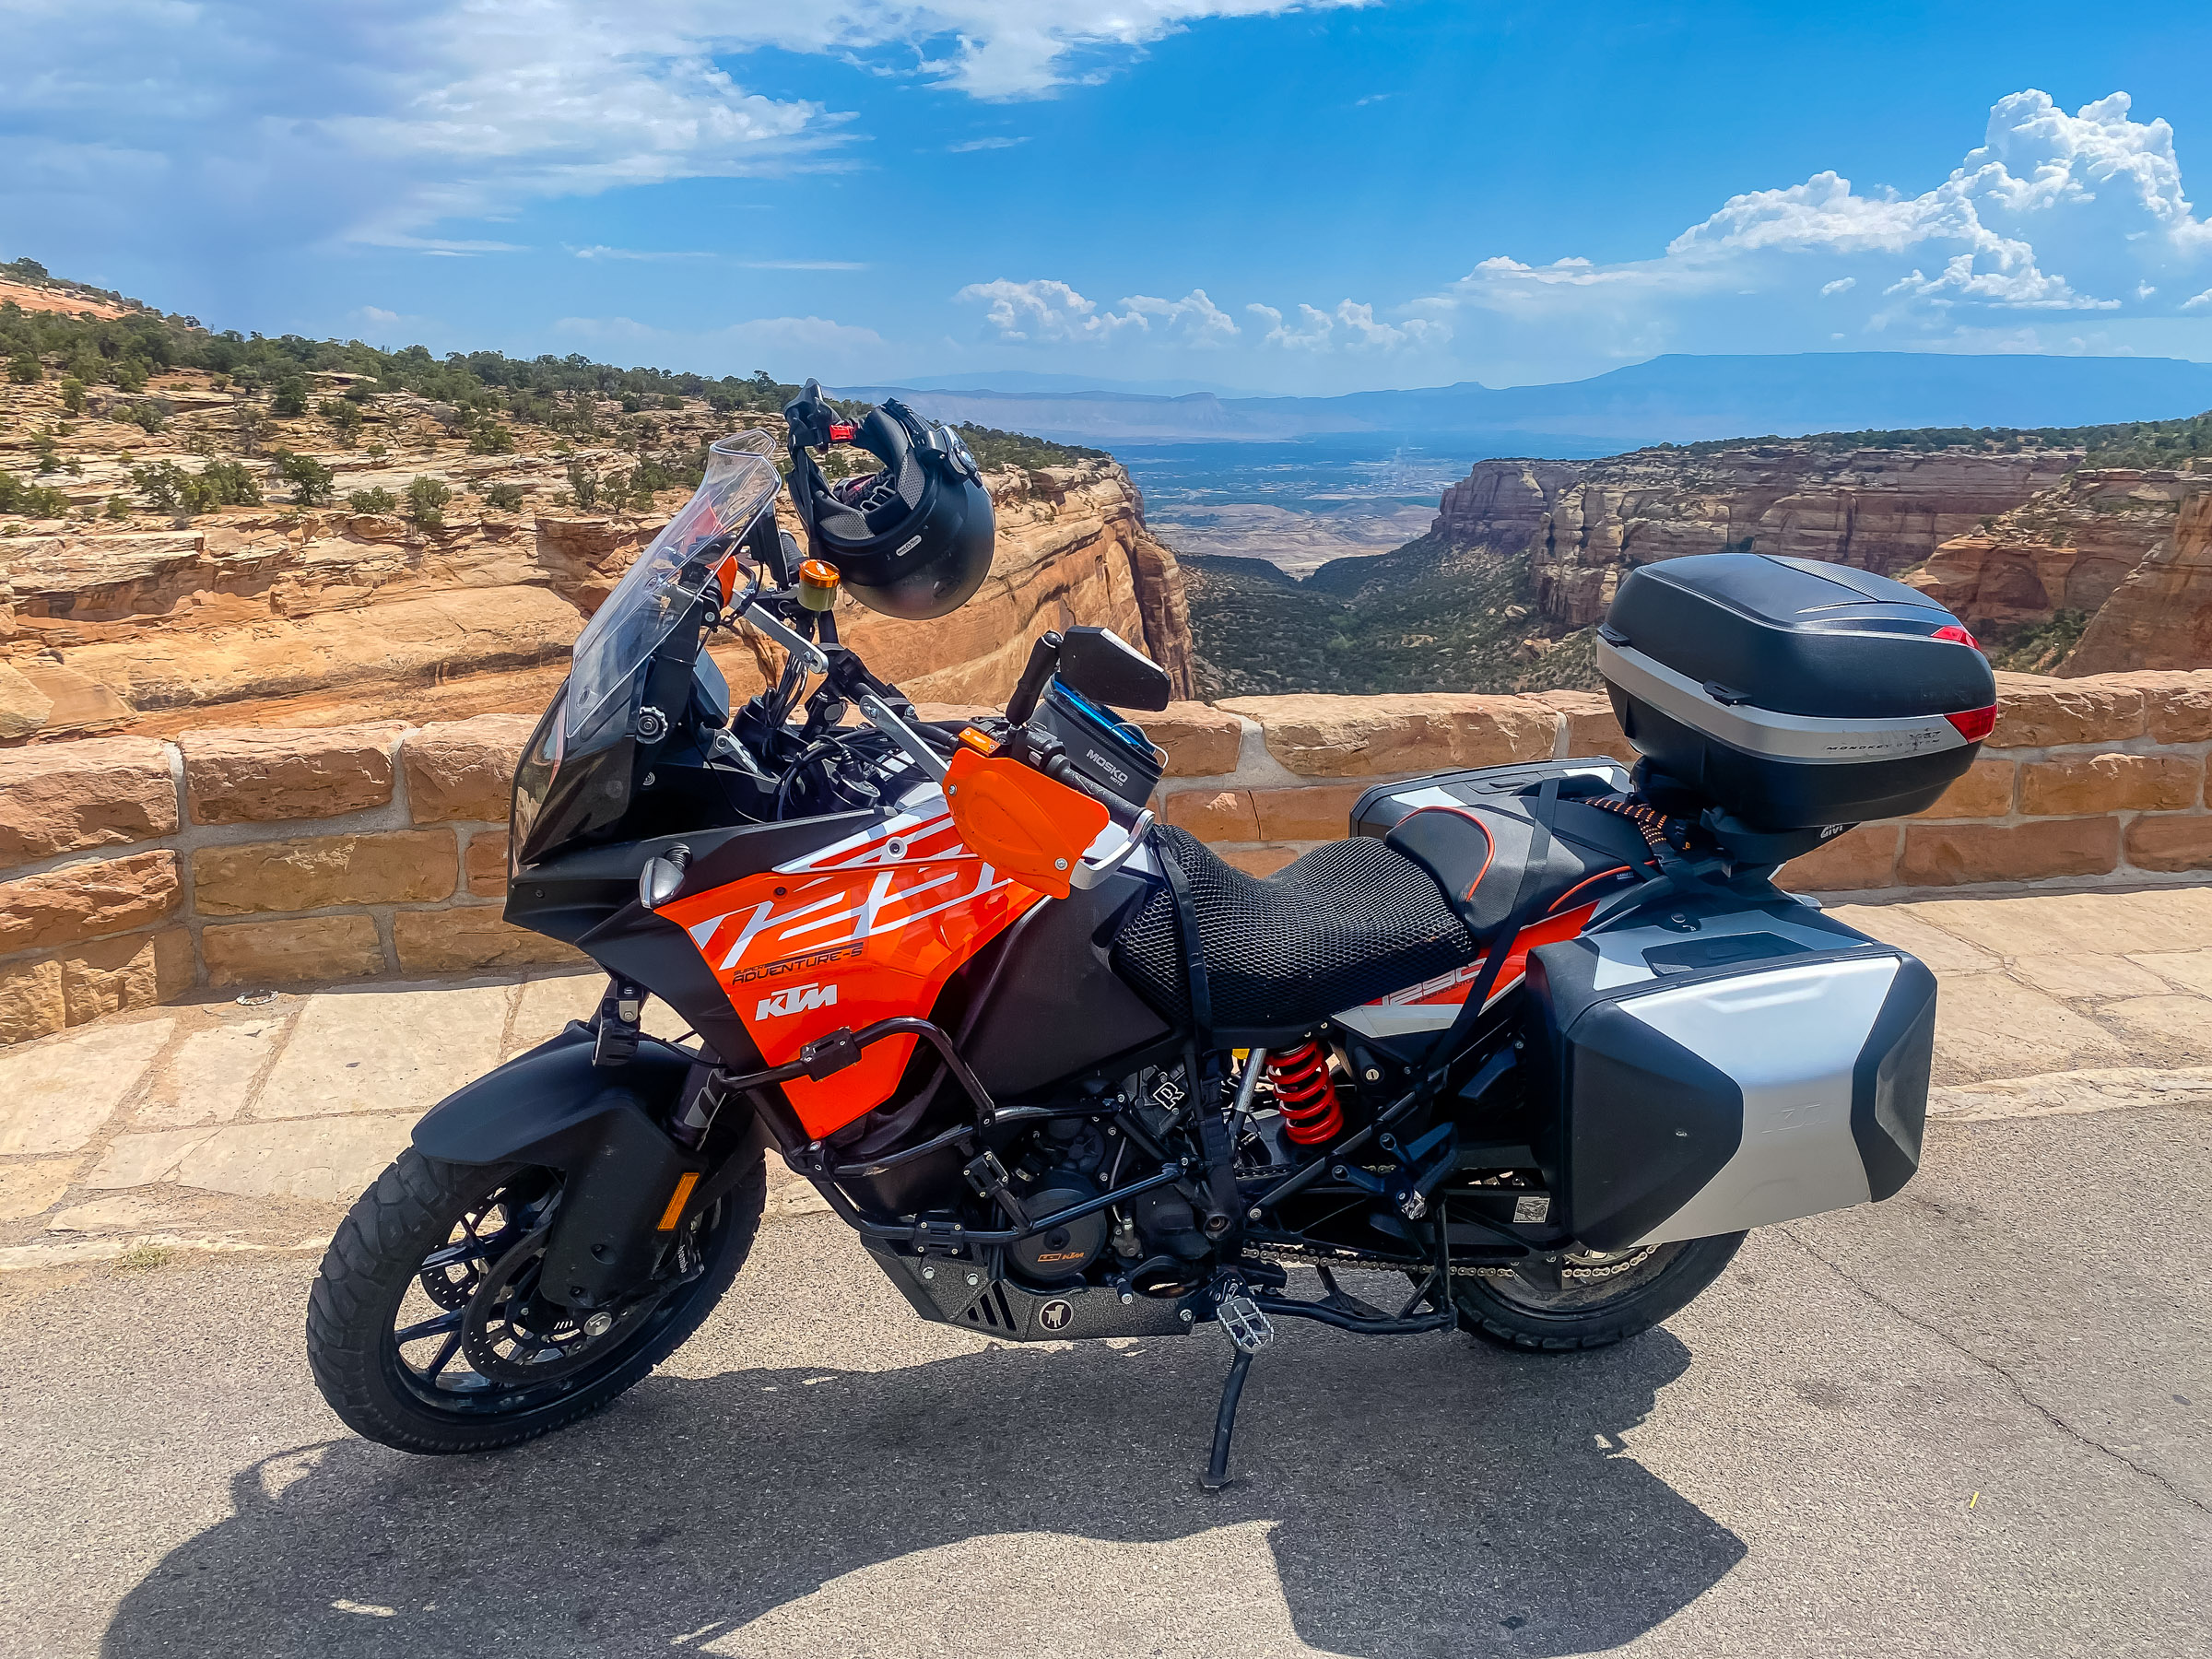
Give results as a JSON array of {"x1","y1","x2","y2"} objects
[{"x1": 309, "y1": 384, "x2": 1995, "y2": 1486}]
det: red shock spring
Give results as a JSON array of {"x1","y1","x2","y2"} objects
[{"x1": 1267, "y1": 1041, "x2": 1344, "y2": 1146}]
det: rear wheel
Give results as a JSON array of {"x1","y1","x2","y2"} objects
[
  {"x1": 307, "y1": 1147, "x2": 764, "y2": 1453},
  {"x1": 1449, "y1": 1231, "x2": 1746, "y2": 1352}
]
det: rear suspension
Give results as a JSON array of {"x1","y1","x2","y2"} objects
[{"x1": 1266, "y1": 1041, "x2": 1344, "y2": 1145}]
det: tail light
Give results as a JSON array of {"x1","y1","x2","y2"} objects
[
  {"x1": 1931, "y1": 624, "x2": 1982, "y2": 651},
  {"x1": 1945, "y1": 705, "x2": 1998, "y2": 742}
]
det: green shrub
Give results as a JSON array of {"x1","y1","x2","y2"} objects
[
  {"x1": 118, "y1": 399, "x2": 166, "y2": 435},
  {"x1": 405, "y1": 474, "x2": 452, "y2": 526},
  {"x1": 111, "y1": 358, "x2": 147, "y2": 393},
  {"x1": 318, "y1": 397, "x2": 365, "y2": 445},
  {"x1": 103, "y1": 493, "x2": 130, "y2": 520},
  {"x1": 58, "y1": 377, "x2": 86, "y2": 415},
  {"x1": 484, "y1": 482, "x2": 525, "y2": 512},
  {"x1": 132, "y1": 459, "x2": 260, "y2": 514},
  {"x1": 8, "y1": 353, "x2": 42, "y2": 383},
  {"x1": 0, "y1": 469, "x2": 75, "y2": 517},
  {"x1": 564, "y1": 461, "x2": 602, "y2": 511},
  {"x1": 270, "y1": 375, "x2": 309, "y2": 418},
  {"x1": 275, "y1": 452, "x2": 336, "y2": 506},
  {"x1": 467, "y1": 420, "x2": 515, "y2": 455},
  {"x1": 347, "y1": 486, "x2": 397, "y2": 515}
]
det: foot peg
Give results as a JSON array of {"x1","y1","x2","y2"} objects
[{"x1": 1218, "y1": 1290, "x2": 1274, "y2": 1354}]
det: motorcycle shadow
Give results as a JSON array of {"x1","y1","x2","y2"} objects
[{"x1": 104, "y1": 1323, "x2": 1742, "y2": 1658}]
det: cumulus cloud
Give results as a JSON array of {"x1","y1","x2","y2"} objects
[
  {"x1": 1248, "y1": 299, "x2": 1448, "y2": 351},
  {"x1": 958, "y1": 279, "x2": 1239, "y2": 345},
  {"x1": 1429, "y1": 89, "x2": 2212, "y2": 371}
]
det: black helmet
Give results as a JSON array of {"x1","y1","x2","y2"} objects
[{"x1": 784, "y1": 384, "x2": 994, "y2": 619}]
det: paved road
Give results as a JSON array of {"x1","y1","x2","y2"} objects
[{"x1": 1, "y1": 1102, "x2": 2206, "y2": 1659}]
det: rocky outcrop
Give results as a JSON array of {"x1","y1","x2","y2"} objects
[
  {"x1": 1432, "y1": 445, "x2": 2077, "y2": 629},
  {"x1": 1903, "y1": 467, "x2": 2212, "y2": 676},
  {"x1": 1, "y1": 368, "x2": 1195, "y2": 737},
  {"x1": 2064, "y1": 488, "x2": 2212, "y2": 674}
]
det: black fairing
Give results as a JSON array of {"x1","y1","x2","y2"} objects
[
  {"x1": 1605, "y1": 554, "x2": 1995, "y2": 720},
  {"x1": 412, "y1": 1023, "x2": 695, "y2": 1167},
  {"x1": 1852, "y1": 954, "x2": 1936, "y2": 1201},
  {"x1": 1525, "y1": 939, "x2": 1744, "y2": 1251},
  {"x1": 957, "y1": 871, "x2": 1170, "y2": 1098}
]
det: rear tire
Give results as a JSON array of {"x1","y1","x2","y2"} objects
[
  {"x1": 307, "y1": 1147, "x2": 764, "y2": 1453},
  {"x1": 1450, "y1": 1231, "x2": 1746, "y2": 1353}
]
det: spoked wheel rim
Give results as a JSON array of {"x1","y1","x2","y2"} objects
[
  {"x1": 385, "y1": 1170, "x2": 723, "y2": 1418},
  {"x1": 1480, "y1": 1240, "x2": 1689, "y2": 1316}
]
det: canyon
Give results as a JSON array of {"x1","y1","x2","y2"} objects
[{"x1": 0, "y1": 366, "x2": 1194, "y2": 743}]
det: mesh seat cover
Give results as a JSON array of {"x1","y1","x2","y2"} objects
[{"x1": 1110, "y1": 826, "x2": 1479, "y2": 1030}]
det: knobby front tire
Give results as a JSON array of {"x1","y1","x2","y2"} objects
[{"x1": 306, "y1": 1147, "x2": 765, "y2": 1454}]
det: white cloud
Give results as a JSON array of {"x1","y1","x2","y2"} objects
[
  {"x1": 2183, "y1": 287, "x2": 2212, "y2": 311},
  {"x1": 358, "y1": 306, "x2": 402, "y2": 326},
  {"x1": 947, "y1": 136, "x2": 1030, "y2": 152},
  {"x1": 956, "y1": 279, "x2": 1237, "y2": 346},
  {"x1": 570, "y1": 245, "x2": 713, "y2": 261},
  {"x1": 1248, "y1": 298, "x2": 1449, "y2": 351},
  {"x1": 4, "y1": 3, "x2": 1367, "y2": 250},
  {"x1": 1425, "y1": 89, "x2": 2212, "y2": 374}
]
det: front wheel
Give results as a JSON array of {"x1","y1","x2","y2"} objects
[
  {"x1": 306, "y1": 1147, "x2": 764, "y2": 1453},
  {"x1": 1448, "y1": 1231, "x2": 1746, "y2": 1353}
]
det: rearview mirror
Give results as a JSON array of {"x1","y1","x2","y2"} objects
[{"x1": 1055, "y1": 627, "x2": 1171, "y2": 712}]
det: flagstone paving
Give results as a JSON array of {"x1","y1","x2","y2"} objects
[{"x1": 0, "y1": 887, "x2": 2207, "y2": 1267}]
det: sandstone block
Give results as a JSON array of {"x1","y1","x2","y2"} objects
[
  {"x1": 1900, "y1": 818, "x2": 2120, "y2": 887},
  {"x1": 1913, "y1": 759, "x2": 2015, "y2": 820},
  {"x1": 256, "y1": 982, "x2": 512, "y2": 1119},
  {"x1": 0, "y1": 1159, "x2": 76, "y2": 1223},
  {"x1": 1987, "y1": 674, "x2": 2144, "y2": 748},
  {"x1": 465, "y1": 830, "x2": 511, "y2": 896},
  {"x1": 192, "y1": 830, "x2": 458, "y2": 916},
  {"x1": 1220, "y1": 693, "x2": 1556, "y2": 778},
  {"x1": 1252, "y1": 783, "x2": 1369, "y2": 842},
  {"x1": 0, "y1": 737, "x2": 178, "y2": 867},
  {"x1": 1218, "y1": 844, "x2": 1308, "y2": 877},
  {"x1": 86, "y1": 1112, "x2": 418, "y2": 1205},
  {"x1": 1778, "y1": 826, "x2": 1900, "y2": 892},
  {"x1": 133, "y1": 1019, "x2": 286, "y2": 1129},
  {"x1": 1148, "y1": 703, "x2": 1243, "y2": 777},
  {"x1": 61, "y1": 928, "x2": 193, "y2": 1026},
  {"x1": 182, "y1": 723, "x2": 402, "y2": 825},
  {"x1": 2124, "y1": 814, "x2": 2212, "y2": 874},
  {"x1": 0, "y1": 959, "x2": 66, "y2": 1047},
  {"x1": 201, "y1": 915, "x2": 386, "y2": 987},
  {"x1": 1163, "y1": 789, "x2": 1260, "y2": 841},
  {"x1": 392, "y1": 906, "x2": 583, "y2": 975},
  {"x1": 2128, "y1": 670, "x2": 2212, "y2": 744},
  {"x1": 403, "y1": 712, "x2": 536, "y2": 823},
  {"x1": 0, "y1": 1018, "x2": 173, "y2": 1156},
  {"x1": 0, "y1": 850, "x2": 182, "y2": 954},
  {"x1": 1527, "y1": 688, "x2": 1636, "y2": 762},
  {"x1": 2020, "y1": 753, "x2": 2199, "y2": 816}
]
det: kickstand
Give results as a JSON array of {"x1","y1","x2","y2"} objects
[{"x1": 1201, "y1": 1347, "x2": 1255, "y2": 1493}]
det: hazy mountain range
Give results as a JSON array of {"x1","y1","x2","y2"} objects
[{"x1": 839, "y1": 352, "x2": 2212, "y2": 449}]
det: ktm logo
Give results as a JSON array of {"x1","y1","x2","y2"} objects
[{"x1": 755, "y1": 982, "x2": 837, "y2": 1021}]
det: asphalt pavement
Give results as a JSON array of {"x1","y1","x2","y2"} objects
[{"x1": 0, "y1": 1101, "x2": 2206, "y2": 1659}]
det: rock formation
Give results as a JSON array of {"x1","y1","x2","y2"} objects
[
  {"x1": 1432, "y1": 445, "x2": 2077, "y2": 629},
  {"x1": 1904, "y1": 466, "x2": 2212, "y2": 673},
  {"x1": 2062, "y1": 485, "x2": 2212, "y2": 674},
  {"x1": 0, "y1": 371, "x2": 1194, "y2": 740}
]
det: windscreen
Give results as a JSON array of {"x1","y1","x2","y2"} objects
[{"x1": 565, "y1": 429, "x2": 781, "y2": 742}]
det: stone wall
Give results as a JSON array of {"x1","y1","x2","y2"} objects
[
  {"x1": 4, "y1": 671, "x2": 2207, "y2": 1047},
  {"x1": 0, "y1": 712, "x2": 572, "y2": 1044}
]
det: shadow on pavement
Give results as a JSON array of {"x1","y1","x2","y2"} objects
[{"x1": 105, "y1": 1326, "x2": 1741, "y2": 1657}]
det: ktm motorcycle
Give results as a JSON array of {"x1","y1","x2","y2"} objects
[{"x1": 308, "y1": 396, "x2": 1993, "y2": 1488}]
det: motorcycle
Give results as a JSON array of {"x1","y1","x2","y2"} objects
[{"x1": 308, "y1": 385, "x2": 1996, "y2": 1487}]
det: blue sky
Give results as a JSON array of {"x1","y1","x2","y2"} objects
[{"x1": 6, "y1": 2, "x2": 2211, "y2": 394}]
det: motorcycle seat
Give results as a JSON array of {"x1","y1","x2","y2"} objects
[
  {"x1": 1381, "y1": 798, "x2": 1652, "y2": 944},
  {"x1": 1108, "y1": 806, "x2": 1652, "y2": 1039}
]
